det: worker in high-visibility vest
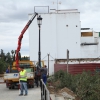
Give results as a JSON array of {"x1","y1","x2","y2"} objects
[{"x1": 19, "y1": 66, "x2": 28, "y2": 96}]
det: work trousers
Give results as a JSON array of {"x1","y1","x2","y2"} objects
[
  {"x1": 20, "y1": 81, "x2": 28, "y2": 95},
  {"x1": 42, "y1": 74, "x2": 47, "y2": 84}
]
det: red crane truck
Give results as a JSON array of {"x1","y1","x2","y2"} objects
[{"x1": 4, "y1": 12, "x2": 38, "y2": 89}]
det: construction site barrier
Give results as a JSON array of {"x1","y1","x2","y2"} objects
[{"x1": 40, "y1": 79, "x2": 50, "y2": 100}]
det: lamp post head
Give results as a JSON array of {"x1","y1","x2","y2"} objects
[{"x1": 37, "y1": 15, "x2": 42, "y2": 26}]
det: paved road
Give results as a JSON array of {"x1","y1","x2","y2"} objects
[
  {"x1": 0, "y1": 77, "x2": 4, "y2": 83},
  {"x1": 0, "y1": 83, "x2": 41, "y2": 100}
]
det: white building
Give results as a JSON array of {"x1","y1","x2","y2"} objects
[
  {"x1": 29, "y1": 9, "x2": 81, "y2": 60},
  {"x1": 28, "y1": 9, "x2": 100, "y2": 75},
  {"x1": 81, "y1": 28, "x2": 100, "y2": 58},
  {"x1": 28, "y1": 9, "x2": 81, "y2": 75}
]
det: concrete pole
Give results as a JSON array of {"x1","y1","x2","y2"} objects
[
  {"x1": 67, "y1": 49, "x2": 69, "y2": 73},
  {"x1": 48, "y1": 54, "x2": 50, "y2": 76}
]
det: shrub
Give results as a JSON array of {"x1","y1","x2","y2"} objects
[{"x1": 51, "y1": 70, "x2": 100, "y2": 100}]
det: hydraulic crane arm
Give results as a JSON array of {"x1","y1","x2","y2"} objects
[{"x1": 15, "y1": 12, "x2": 38, "y2": 71}]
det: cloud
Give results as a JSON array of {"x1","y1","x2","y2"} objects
[{"x1": 0, "y1": 0, "x2": 100, "y2": 57}]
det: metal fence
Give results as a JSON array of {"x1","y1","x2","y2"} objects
[{"x1": 40, "y1": 79, "x2": 50, "y2": 100}]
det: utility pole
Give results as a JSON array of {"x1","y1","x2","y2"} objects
[
  {"x1": 67, "y1": 49, "x2": 69, "y2": 73},
  {"x1": 48, "y1": 54, "x2": 50, "y2": 76}
]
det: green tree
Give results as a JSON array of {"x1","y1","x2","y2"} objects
[
  {"x1": 11, "y1": 50, "x2": 15, "y2": 61},
  {"x1": 18, "y1": 52, "x2": 21, "y2": 61},
  {"x1": 0, "y1": 49, "x2": 5, "y2": 60},
  {"x1": 6, "y1": 52, "x2": 11, "y2": 63},
  {"x1": 0, "y1": 59, "x2": 8, "y2": 73}
]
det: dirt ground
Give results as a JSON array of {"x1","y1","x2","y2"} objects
[{"x1": 47, "y1": 85, "x2": 80, "y2": 100}]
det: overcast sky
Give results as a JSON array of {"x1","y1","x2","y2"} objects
[{"x1": 0, "y1": 0, "x2": 100, "y2": 56}]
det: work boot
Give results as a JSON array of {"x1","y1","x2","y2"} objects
[
  {"x1": 19, "y1": 94, "x2": 23, "y2": 96},
  {"x1": 24, "y1": 94, "x2": 27, "y2": 96}
]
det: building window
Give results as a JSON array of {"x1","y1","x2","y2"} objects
[
  {"x1": 81, "y1": 32, "x2": 93, "y2": 37},
  {"x1": 66, "y1": 25, "x2": 68, "y2": 27}
]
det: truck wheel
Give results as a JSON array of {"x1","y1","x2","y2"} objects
[
  {"x1": 27, "y1": 83, "x2": 30, "y2": 88},
  {"x1": 32, "y1": 85, "x2": 34, "y2": 88},
  {"x1": 9, "y1": 87, "x2": 11, "y2": 89},
  {"x1": 12, "y1": 86, "x2": 14, "y2": 89}
]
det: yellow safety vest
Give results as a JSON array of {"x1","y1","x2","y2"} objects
[{"x1": 19, "y1": 70, "x2": 27, "y2": 81}]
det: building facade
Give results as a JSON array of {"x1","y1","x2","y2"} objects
[
  {"x1": 81, "y1": 28, "x2": 100, "y2": 58},
  {"x1": 28, "y1": 9, "x2": 100, "y2": 75},
  {"x1": 28, "y1": 9, "x2": 81, "y2": 61}
]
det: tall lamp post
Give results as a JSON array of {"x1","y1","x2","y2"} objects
[{"x1": 37, "y1": 15, "x2": 42, "y2": 68}]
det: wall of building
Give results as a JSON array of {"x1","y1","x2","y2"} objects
[
  {"x1": 28, "y1": 10, "x2": 100, "y2": 75},
  {"x1": 56, "y1": 12, "x2": 81, "y2": 59},
  {"x1": 54, "y1": 63, "x2": 100, "y2": 74},
  {"x1": 28, "y1": 11, "x2": 81, "y2": 61},
  {"x1": 80, "y1": 30, "x2": 100, "y2": 58},
  {"x1": 29, "y1": 14, "x2": 57, "y2": 61}
]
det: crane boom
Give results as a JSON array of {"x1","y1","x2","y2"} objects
[{"x1": 15, "y1": 12, "x2": 38, "y2": 70}]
